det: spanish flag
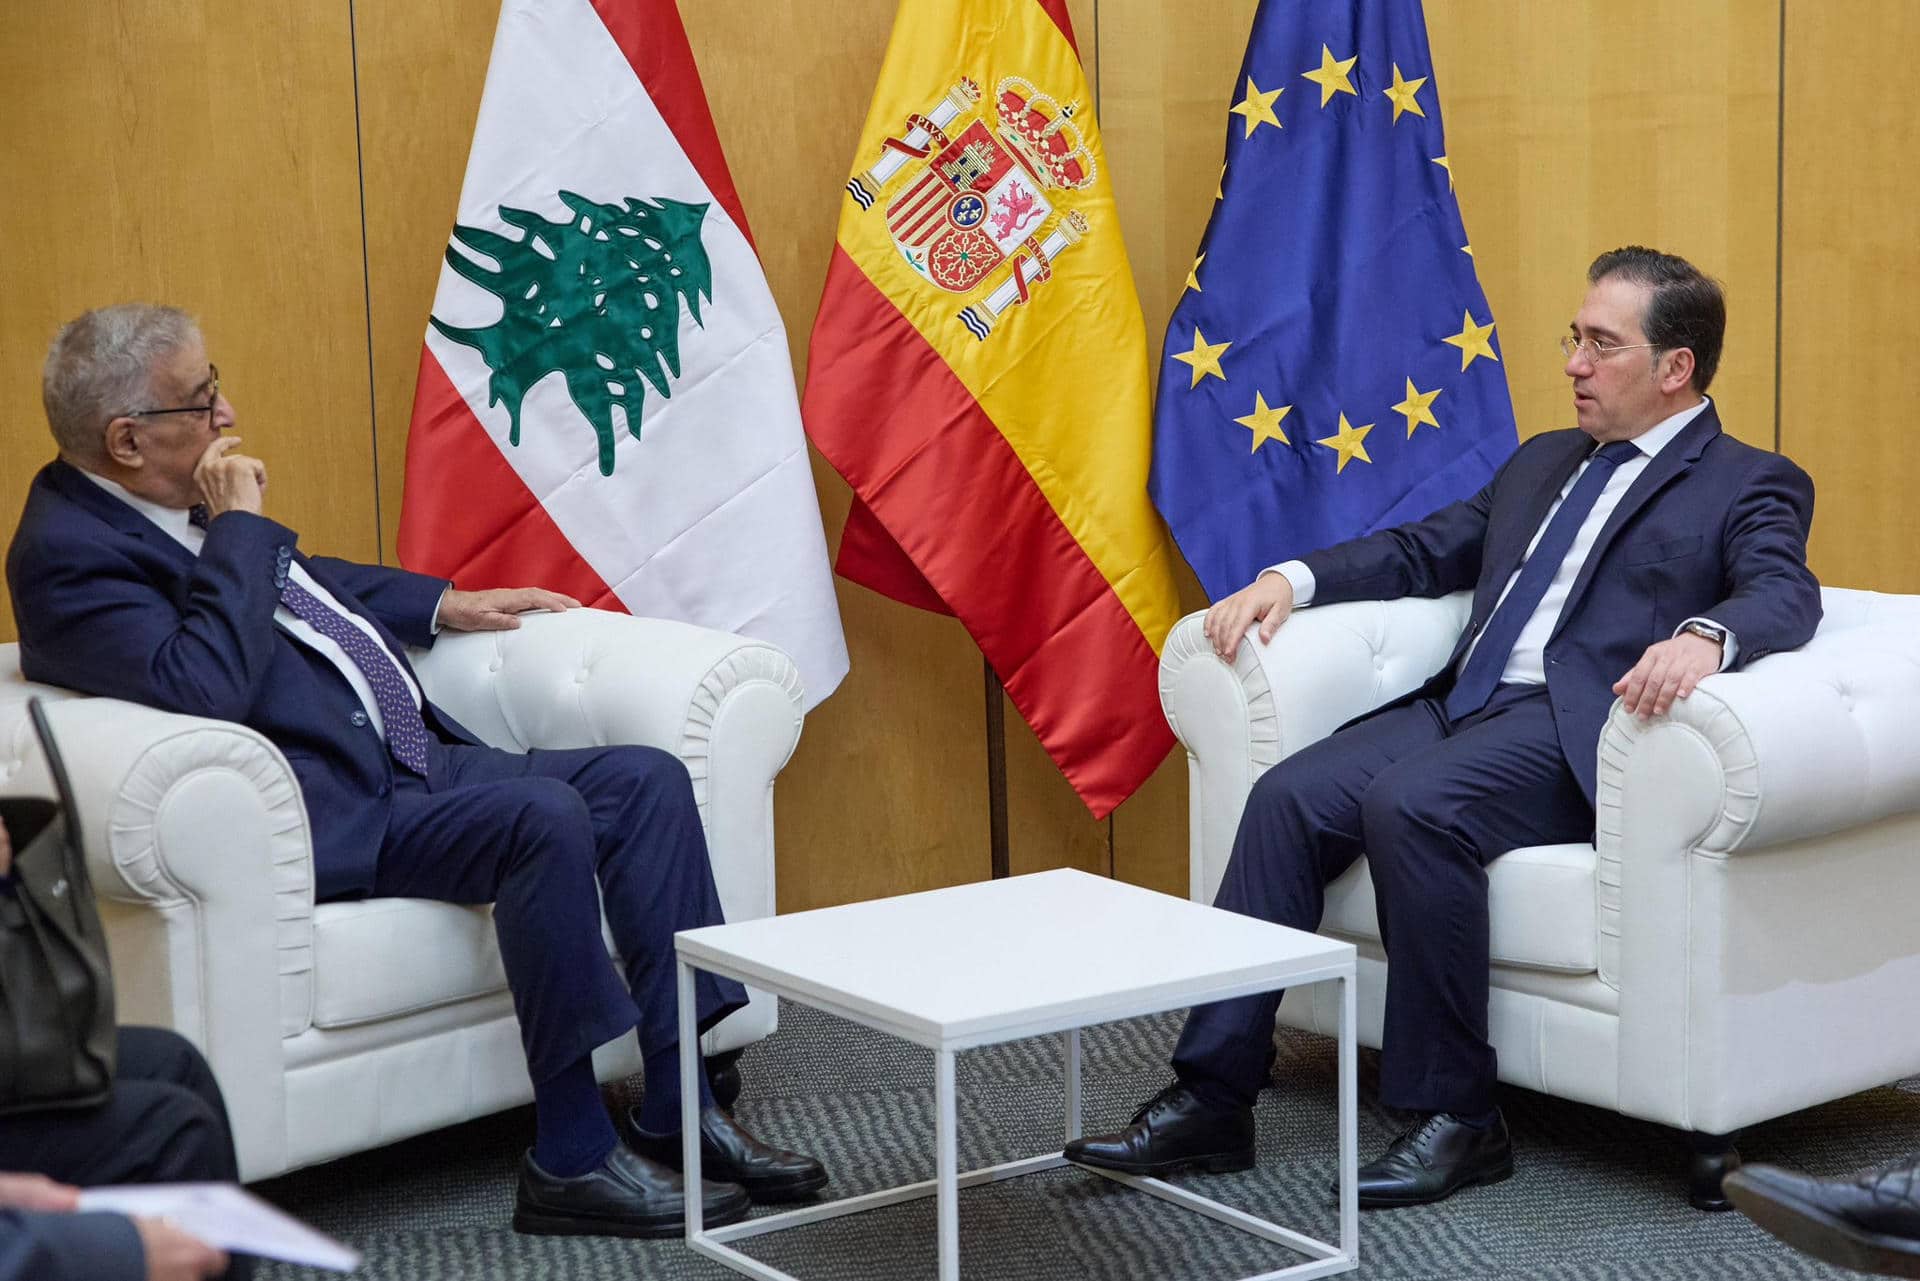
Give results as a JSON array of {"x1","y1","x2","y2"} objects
[{"x1": 803, "y1": 0, "x2": 1182, "y2": 817}]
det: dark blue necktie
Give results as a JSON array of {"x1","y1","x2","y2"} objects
[
  {"x1": 278, "y1": 580, "x2": 433, "y2": 775},
  {"x1": 1444, "y1": 440, "x2": 1641, "y2": 720}
]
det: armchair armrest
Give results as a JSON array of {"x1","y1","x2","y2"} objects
[
  {"x1": 0, "y1": 669, "x2": 309, "y2": 1178},
  {"x1": 1598, "y1": 620, "x2": 1920, "y2": 1132},
  {"x1": 1161, "y1": 593, "x2": 1470, "y2": 903}
]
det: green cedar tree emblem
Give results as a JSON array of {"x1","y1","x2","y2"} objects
[{"x1": 431, "y1": 190, "x2": 713, "y2": 476}]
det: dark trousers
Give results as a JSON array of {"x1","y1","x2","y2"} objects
[
  {"x1": 0, "y1": 1025, "x2": 250, "y2": 1280},
  {"x1": 367, "y1": 741, "x2": 747, "y2": 1084},
  {"x1": 1173, "y1": 683, "x2": 1592, "y2": 1116}
]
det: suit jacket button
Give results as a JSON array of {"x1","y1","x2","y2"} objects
[{"x1": 350, "y1": 711, "x2": 369, "y2": 728}]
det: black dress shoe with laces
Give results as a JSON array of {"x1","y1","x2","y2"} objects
[
  {"x1": 1349, "y1": 1111, "x2": 1513, "y2": 1209},
  {"x1": 1726, "y1": 1155, "x2": 1920, "y2": 1278},
  {"x1": 1063, "y1": 1082, "x2": 1255, "y2": 1176},
  {"x1": 628, "y1": 1105, "x2": 829, "y2": 1203},
  {"x1": 513, "y1": 1144, "x2": 751, "y2": 1238}
]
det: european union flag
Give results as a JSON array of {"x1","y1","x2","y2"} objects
[{"x1": 1148, "y1": 0, "x2": 1518, "y2": 601}]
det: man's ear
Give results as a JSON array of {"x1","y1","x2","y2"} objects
[
  {"x1": 1658, "y1": 347, "x2": 1696, "y2": 395},
  {"x1": 102, "y1": 416, "x2": 143, "y2": 468}
]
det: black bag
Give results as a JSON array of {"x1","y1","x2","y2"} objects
[{"x1": 0, "y1": 697, "x2": 116, "y2": 1112}]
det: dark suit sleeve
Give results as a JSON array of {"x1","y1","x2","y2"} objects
[
  {"x1": 1300, "y1": 476, "x2": 1497, "y2": 606},
  {"x1": 306, "y1": 557, "x2": 450, "y2": 649},
  {"x1": 1704, "y1": 453, "x2": 1822, "y2": 668},
  {"x1": 11, "y1": 508, "x2": 294, "y2": 722},
  {"x1": 0, "y1": 1210, "x2": 143, "y2": 1281}
]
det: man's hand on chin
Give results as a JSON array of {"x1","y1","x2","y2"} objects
[
  {"x1": 1612, "y1": 633, "x2": 1724, "y2": 720},
  {"x1": 438, "y1": 587, "x2": 583, "y2": 632}
]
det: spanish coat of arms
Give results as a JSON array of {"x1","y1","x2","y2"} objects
[{"x1": 847, "y1": 75, "x2": 1096, "y2": 341}]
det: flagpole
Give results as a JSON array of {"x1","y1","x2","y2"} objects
[{"x1": 984, "y1": 661, "x2": 1010, "y2": 878}]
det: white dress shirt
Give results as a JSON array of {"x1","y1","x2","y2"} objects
[
  {"x1": 81, "y1": 473, "x2": 424, "y2": 737},
  {"x1": 1264, "y1": 397, "x2": 1735, "y2": 683}
]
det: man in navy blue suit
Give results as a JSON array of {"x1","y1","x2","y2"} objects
[
  {"x1": 6, "y1": 304, "x2": 828, "y2": 1238},
  {"x1": 1067, "y1": 247, "x2": 1823, "y2": 1207}
]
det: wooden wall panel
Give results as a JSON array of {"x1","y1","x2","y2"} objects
[
  {"x1": 0, "y1": 1, "x2": 376, "y2": 640},
  {"x1": 1424, "y1": 1, "x2": 1781, "y2": 449},
  {"x1": 1096, "y1": 0, "x2": 1257, "y2": 897},
  {"x1": 1781, "y1": 0, "x2": 1920, "y2": 593}
]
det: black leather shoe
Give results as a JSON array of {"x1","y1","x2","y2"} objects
[
  {"x1": 628, "y1": 1105, "x2": 829, "y2": 1203},
  {"x1": 1349, "y1": 1111, "x2": 1513, "y2": 1209},
  {"x1": 512, "y1": 1145, "x2": 750, "y2": 1238},
  {"x1": 1063, "y1": 1082, "x2": 1255, "y2": 1176},
  {"x1": 1726, "y1": 1157, "x2": 1920, "y2": 1278}
]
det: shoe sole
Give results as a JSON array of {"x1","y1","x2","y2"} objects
[
  {"x1": 512, "y1": 1196, "x2": 751, "y2": 1240},
  {"x1": 738, "y1": 1168, "x2": 831, "y2": 1203},
  {"x1": 1353, "y1": 1157, "x2": 1515, "y2": 1210},
  {"x1": 1726, "y1": 1181, "x2": 1920, "y2": 1278},
  {"x1": 1065, "y1": 1148, "x2": 1257, "y2": 1178}
]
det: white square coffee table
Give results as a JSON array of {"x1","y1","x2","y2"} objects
[{"x1": 676, "y1": 867, "x2": 1358, "y2": 1281}]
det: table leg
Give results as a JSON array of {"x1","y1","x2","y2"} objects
[
  {"x1": 936, "y1": 1047, "x2": 959, "y2": 1280},
  {"x1": 1338, "y1": 968, "x2": 1358, "y2": 1265},
  {"x1": 678, "y1": 958, "x2": 704, "y2": 1241},
  {"x1": 1063, "y1": 1028, "x2": 1082, "y2": 1142}
]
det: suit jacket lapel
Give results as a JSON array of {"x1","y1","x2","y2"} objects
[{"x1": 1552, "y1": 404, "x2": 1722, "y2": 637}]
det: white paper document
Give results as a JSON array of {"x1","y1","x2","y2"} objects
[{"x1": 77, "y1": 1182, "x2": 360, "y2": 1272}]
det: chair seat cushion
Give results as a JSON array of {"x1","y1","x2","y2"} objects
[
  {"x1": 1321, "y1": 842, "x2": 1597, "y2": 973},
  {"x1": 310, "y1": 899, "x2": 508, "y2": 1029}
]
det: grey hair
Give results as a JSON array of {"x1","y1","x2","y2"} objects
[{"x1": 42, "y1": 304, "x2": 200, "y2": 461}]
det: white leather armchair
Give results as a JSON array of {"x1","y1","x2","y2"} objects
[
  {"x1": 0, "y1": 608, "x2": 805, "y2": 1182},
  {"x1": 1161, "y1": 586, "x2": 1920, "y2": 1202}
]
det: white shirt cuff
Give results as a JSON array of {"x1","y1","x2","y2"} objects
[
  {"x1": 431, "y1": 585, "x2": 450, "y2": 635},
  {"x1": 1260, "y1": 560, "x2": 1315, "y2": 606}
]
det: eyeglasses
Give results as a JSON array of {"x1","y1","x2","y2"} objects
[
  {"x1": 120, "y1": 365, "x2": 221, "y2": 424},
  {"x1": 1560, "y1": 336, "x2": 1659, "y2": 364}
]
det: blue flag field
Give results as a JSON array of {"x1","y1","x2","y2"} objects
[{"x1": 1149, "y1": 0, "x2": 1519, "y2": 600}]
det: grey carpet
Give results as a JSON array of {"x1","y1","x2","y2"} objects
[{"x1": 250, "y1": 1005, "x2": 1920, "y2": 1279}]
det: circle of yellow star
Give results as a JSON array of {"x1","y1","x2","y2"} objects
[
  {"x1": 1230, "y1": 77, "x2": 1283, "y2": 138},
  {"x1": 1316, "y1": 413, "x2": 1374, "y2": 473},
  {"x1": 1442, "y1": 312, "x2": 1500, "y2": 370},
  {"x1": 1301, "y1": 44, "x2": 1359, "y2": 108},
  {"x1": 1234, "y1": 392, "x2": 1293, "y2": 453},
  {"x1": 1431, "y1": 154, "x2": 1452, "y2": 190},
  {"x1": 1393, "y1": 378, "x2": 1443, "y2": 437},
  {"x1": 1172, "y1": 327, "x2": 1232, "y2": 387},
  {"x1": 1383, "y1": 63, "x2": 1428, "y2": 124},
  {"x1": 1185, "y1": 252, "x2": 1205, "y2": 294}
]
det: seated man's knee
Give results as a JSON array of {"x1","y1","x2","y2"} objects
[
  {"x1": 504, "y1": 777, "x2": 595, "y2": 843},
  {"x1": 1357, "y1": 767, "x2": 1456, "y2": 868}
]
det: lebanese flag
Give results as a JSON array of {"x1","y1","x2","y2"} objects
[
  {"x1": 804, "y1": 0, "x2": 1182, "y2": 816},
  {"x1": 398, "y1": 0, "x2": 848, "y2": 708}
]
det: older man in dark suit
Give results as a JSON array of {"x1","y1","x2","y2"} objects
[
  {"x1": 6, "y1": 304, "x2": 826, "y2": 1239},
  {"x1": 1066, "y1": 247, "x2": 1823, "y2": 1207}
]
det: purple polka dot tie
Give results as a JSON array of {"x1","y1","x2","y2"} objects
[{"x1": 279, "y1": 579, "x2": 432, "y2": 775}]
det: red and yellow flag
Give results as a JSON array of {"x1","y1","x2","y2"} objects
[{"x1": 803, "y1": 0, "x2": 1182, "y2": 817}]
